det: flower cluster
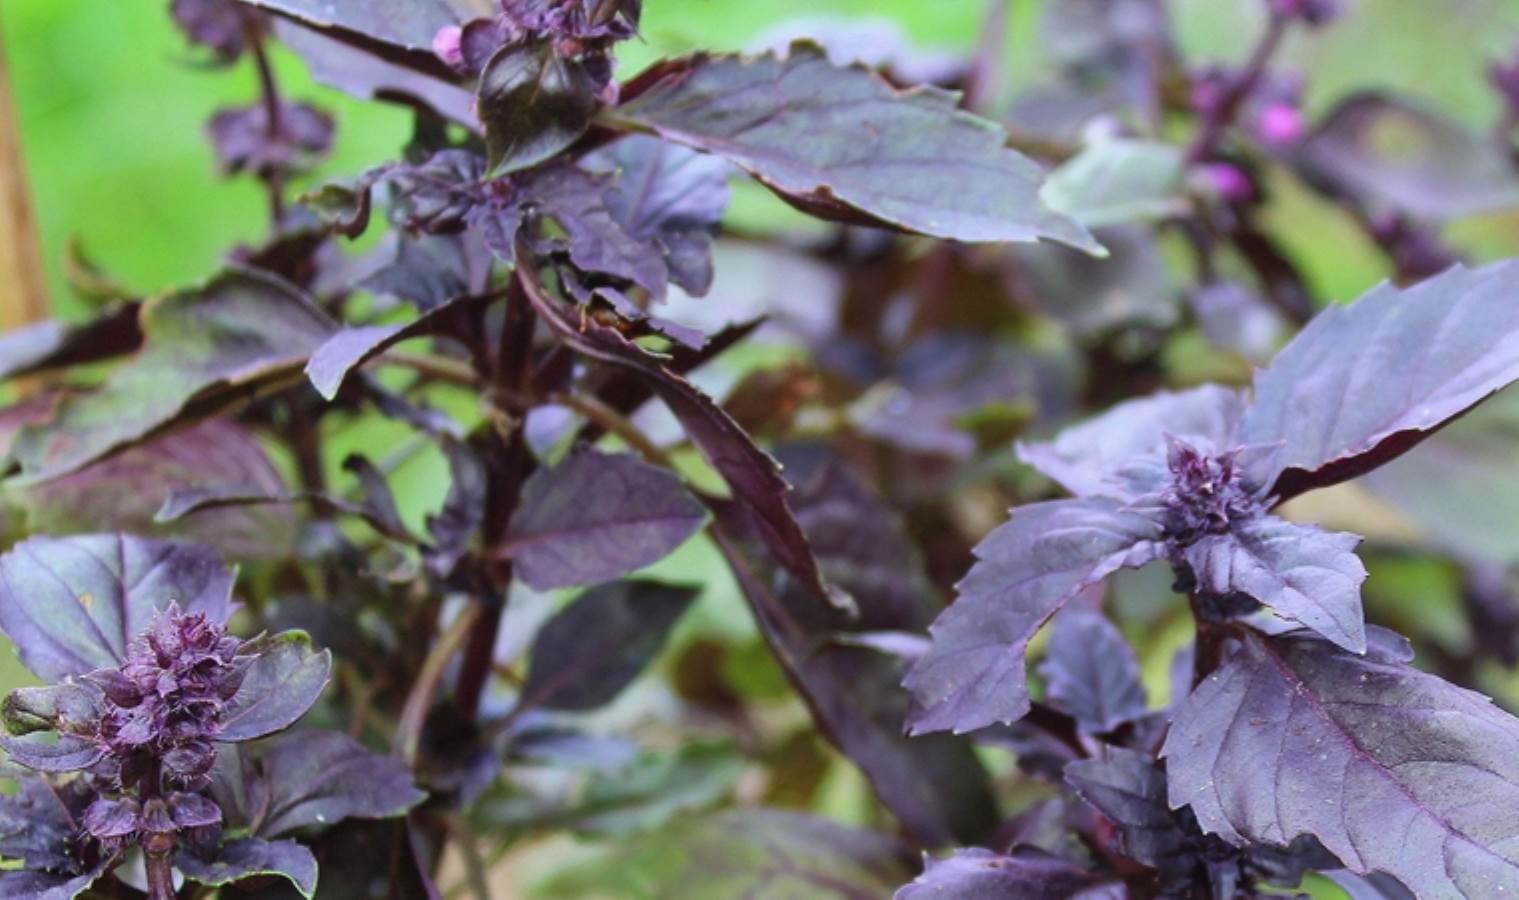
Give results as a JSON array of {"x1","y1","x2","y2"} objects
[{"x1": 1156, "y1": 438, "x2": 1261, "y2": 543}]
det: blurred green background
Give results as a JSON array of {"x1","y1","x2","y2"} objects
[{"x1": 3, "y1": 1, "x2": 1519, "y2": 896}]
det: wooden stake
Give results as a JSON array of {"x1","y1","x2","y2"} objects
[{"x1": 0, "y1": 20, "x2": 50, "y2": 333}]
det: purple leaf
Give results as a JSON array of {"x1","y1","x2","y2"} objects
[
  {"x1": 9, "y1": 268, "x2": 335, "y2": 483},
  {"x1": 0, "y1": 866, "x2": 108, "y2": 900},
  {"x1": 894, "y1": 847, "x2": 1110, "y2": 899},
  {"x1": 1163, "y1": 628, "x2": 1519, "y2": 898},
  {"x1": 17, "y1": 419, "x2": 298, "y2": 561},
  {"x1": 519, "y1": 580, "x2": 696, "y2": 711},
  {"x1": 582, "y1": 135, "x2": 733, "y2": 296},
  {"x1": 1299, "y1": 92, "x2": 1519, "y2": 220},
  {"x1": 506, "y1": 448, "x2": 706, "y2": 591},
  {"x1": 1064, "y1": 746, "x2": 1191, "y2": 873},
  {"x1": 480, "y1": 44, "x2": 599, "y2": 176},
  {"x1": 1241, "y1": 261, "x2": 1519, "y2": 501},
  {"x1": 0, "y1": 735, "x2": 103, "y2": 773},
  {"x1": 217, "y1": 632, "x2": 332, "y2": 742},
  {"x1": 425, "y1": 436, "x2": 487, "y2": 576},
  {"x1": 177, "y1": 837, "x2": 319, "y2": 898},
  {"x1": 273, "y1": 19, "x2": 477, "y2": 127},
  {"x1": 305, "y1": 294, "x2": 473, "y2": 400},
  {"x1": 708, "y1": 446, "x2": 998, "y2": 846},
  {"x1": 1183, "y1": 515, "x2": 1367, "y2": 652},
  {"x1": 1018, "y1": 385, "x2": 1247, "y2": 500},
  {"x1": 254, "y1": 730, "x2": 425, "y2": 836},
  {"x1": 171, "y1": 0, "x2": 249, "y2": 63},
  {"x1": 0, "y1": 771, "x2": 94, "y2": 872},
  {"x1": 518, "y1": 261, "x2": 842, "y2": 609},
  {"x1": 609, "y1": 42, "x2": 1099, "y2": 251},
  {"x1": 0, "y1": 534, "x2": 235, "y2": 681},
  {"x1": 1324, "y1": 869, "x2": 1417, "y2": 900},
  {"x1": 904, "y1": 498, "x2": 1164, "y2": 735},
  {"x1": 1038, "y1": 608, "x2": 1147, "y2": 734}
]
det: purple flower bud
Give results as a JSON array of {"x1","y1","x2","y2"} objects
[
  {"x1": 1161, "y1": 437, "x2": 1261, "y2": 542},
  {"x1": 1197, "y1": 162, "x2": 1256, "y2": 204},
  {"x1": 433, "y1": 25, "x2": 465, "y2": 68},
  {"x1": 1256, "y1": 101, "x2": 1306, "y2": 146}
]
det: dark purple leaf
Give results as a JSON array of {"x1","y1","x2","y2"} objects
[
  {"x1": 1038, "y1": 608, "x2": 1147, "y2": 734},
  {"x1": 0, "y1": 735, "x2": 102, "y2": 773},
  {"x1": 904, "y1": 498, "x2": 1164, "y2": 735},
  {"x1": 9, "y1": 269, "x2": 335, "y2": 482},
  {"x1": 305, "y1": 294, "x2": 473, "y2": 400},
  {"x1": 1182, "y1": 515, "x2": 1367, "y2": 652},
  {"x1": 1019, "y1": 385, "x2": 1246, "y2": 500},
  {"x1": 0, "y1": 771, "x2": 94, "y2": 872},
  {"x1": 517, "y1": 259, "x2": 842, "y2": 609},
  {"x1": 479, "y1": 44, "x2": 600, "y2": 176},
  {"x1": 708, "y1": 446, "x2": 998, "y2": 846},
  {"x1": 425, "y1": 436, "x2": 486, "y2": 575},
  {"x1": 1298, "y1": 92, "x2": 1519, "y2": 220},
  {"x1": 254, "y1": 730, "x2": 424, "y2": 836},
  {"x1": 1240, "y1": 261, "x2": 1519, "y2": 500},
  {"x1": 519, "y1": 580, "x2": 696, "y2": 711},
  {"x1": 609, "y1": 42, "x2": 1099, "y2": 250},
  {"x1": 1064, "y1": 746, "x2": 1191, "y2": 873},
  {"x1": 218, "y1": 632, "x2": 332, "y2": 741},
  {"x1": 341, "y1": 455, "x2": 411, "y2": 542},
  {"x1": 0, "y1": 534, "x2": 235, "y2": 681},
  {"x1": 16, "y1": 419, "x2": 298, "y2": 561},
  {"x1": 505, "y1": 448, "x2": 706, "y2": 591},
  {"x1": 1164, "y1": 628, "x2": 1519, "y2": 898},
  {"x1": 177, "y1": 837, "x2": 319, "y2": 898},
  {"x1": 359, "y1": 231, "x2": 491, "y2": 312},
  {"x1": 582, "y1": 135, "x2": 732, "y2": 296},
  {"x1": 0, "y1": 303, "x2": 141, "y2": 382},
  {"x1": 0, "y1": 866, "x2": 107, "y2": 900},
  {"x1": 542, "y1": 808, "x2": 912, "y2": 898},
  {"x1": 894, "y1": 847, "x2": 1109, "y2": 900},
  {"x1": 155, "y1": 483, "x2": 415, "y2": 545}
]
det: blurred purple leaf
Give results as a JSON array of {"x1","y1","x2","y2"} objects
[
  {"x1": 519, "y1": 580, "x2": 696, "y2": 711},
  {"x1": 1299, "y1": 92, "x2": 1519, "y2": 220},
  {"x1": 506, "y1": 448, "x2": 706, "y2": 591}
]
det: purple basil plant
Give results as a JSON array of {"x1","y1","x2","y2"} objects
[{"x1": 3, "y1": 0, "x2": 1519, "y2": 897}]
